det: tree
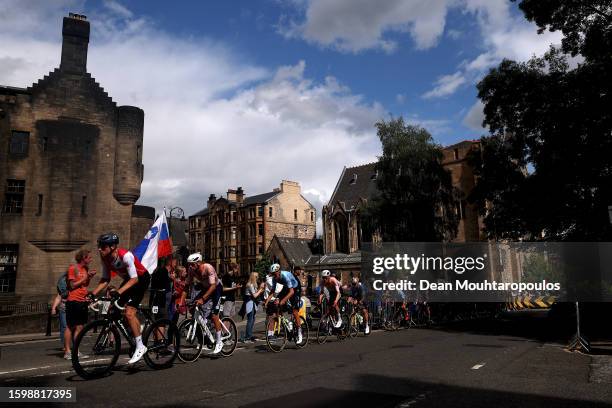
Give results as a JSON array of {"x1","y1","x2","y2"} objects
[
  {"x1": 254, "y1": 257, "x2": 271, "y2": 281},
  {"x1": 363, "y1": 118, "x2": 459, "y2": 242},
  {"x1": 470, "y1": 1, "x2": 612, "y2": 241}
]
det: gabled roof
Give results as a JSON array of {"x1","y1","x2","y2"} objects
[
  {"x1": 243, "y1": 191, "x2": 278, "y2": 205},
  {"x1": 272, "y1": 236, "x2": 314, "y2": 267},
  {"x1": 328, "y1": 163, "x2": 378, "y2": 211}
]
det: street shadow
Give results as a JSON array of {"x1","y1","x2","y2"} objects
[{"x1": 240, "y1": 375, "x2": 612, "y2": 408}]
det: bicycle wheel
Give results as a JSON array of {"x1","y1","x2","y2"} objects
[
  {"x1": 295, "y1": 316, "x2": 309, "y2": 349},
  {"x1": 72, "y1": 319, "x2": 121, "y2": 379},
  {"x1": 220, "y1": 317, "x2": 238, "y2": 356},
  {"x1": 316, "y1": 316, "x2": 330, "y2": 344},
  {"x1": 348, "y1": 312, "x2": 359, "y2": 338},
  {"x1": 265, "y1": 316, "x2": 287, "y2": 352},
  {"x1": 337, "y1": 314, "x2": 350, "y2": 340},
  {"x1": 177, "y1": 318, "x2": 204, "y2": 363},
  {"x1": 143, "y1": 319, "x2": 179, "y2": 369}
]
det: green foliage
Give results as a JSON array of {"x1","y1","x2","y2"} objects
[
  {"x1": 362, "y1": 118, "x2": 459, "y2": 242},
  {"x1": 254, "y1": 257, "x2": 272, "y2": 281},
  {"x1": 521, "y1": 253, "x2": 562, "y2": 283},
  {"x1": 470, "y1": 1, "x2": 612, "y2": 241}
]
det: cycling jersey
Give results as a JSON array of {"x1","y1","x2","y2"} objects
[
  {"x1": 320, "y1": 276, "x2": 341, "y2": 301},
  {"x1": 186, "y1": 263, "x2": 218, "y2": 292},
  {"x1": 273, "y1": 271, "x2": 301, "y2": 311},
  {"x1": 272, "y1": 271, "x2": 299, "y2": 289},
  {"x1": 350, "y1": 283, "x2": 366, "y2": 301},
  {"x1": 101, "y1": 248, "x2": 147, "y2": 281}
]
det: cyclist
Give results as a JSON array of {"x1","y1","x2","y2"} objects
[
  {"x1": 265, "y1": 264, "x2": 303, "y2": 344},
  {"x1": 318, "y1": 270, "x2": 342, "y2": 328},
  {"x1": 91, "y1": 233, "x2": 150, "y2": 364},
  {"x1": 346, "y1": 276, "x2": 370, "y2": 334},
  {"x1": 181, "y1": 253, "x2": 224, "y2": 355}
]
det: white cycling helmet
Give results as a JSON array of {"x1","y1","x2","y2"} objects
[
  {"x1": 321, "y1": 269, "x2": 331, "y2": 277},
  {"x1": 269, "y1": 263, "x2": 281, "y2": 273},
  {"x1": 187, "y1": 253, "x2": 202, "y2": 263}
]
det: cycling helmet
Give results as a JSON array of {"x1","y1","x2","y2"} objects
[
  {"x1": 187, "y1": 253, "x2": 202, "y2": 263},
  {"x1": 269, "y1": 263, "x2": 281, "y2": 273},
  {"x1": 97, "y1": 233, "x2": 119, "y2": 248},
  {"x1": 321, "y1": 269, "x2": 331, "y2": 277}
]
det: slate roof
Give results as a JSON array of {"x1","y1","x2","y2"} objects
[
  {"x1": 273, "y1": 236, "x2": 314, "y2": 266},
  {"x1": 192, "y1": 208, "x2": 209, "y2": 217},
  {"x1": 243, "y1": 191, "x2": 278, "y2": 205},
  {"x1": 328, "y1": 163, "x2": 379, "y2": 211},
  {"x1": 190, "y1": 191, "x2": 278, "y2": 217}
]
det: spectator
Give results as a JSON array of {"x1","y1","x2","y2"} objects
[
  {"x1": 241, "y1": 272, "x2": 265, "y2": 342},
  {"x1": 50, "y1": 293, "x2": 66, "y2": 353},
  {"x1": 150, "y1": 257, "x2": 172, "y2": 340},
  {"x1": 64, "y1": 249, "x2": 96, "y2": 360},
  {"x1": 170, "y1": 266, "x2": 188, "y2": 324},
  {"x1": 221, "y1": 263, "x2": 242, "y2": 318}
]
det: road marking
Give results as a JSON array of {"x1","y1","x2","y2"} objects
[
  {"x1": 471, "y1": 363, "x2": 486, "y2": 370},
  {"x1": 0, "y1": 366, "x2": 52, "y2": 375},
  {"x1": 0, "y1": 338, "x2": 58, "y2": 347}
]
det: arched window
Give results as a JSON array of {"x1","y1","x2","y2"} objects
[{"x1": 333, "y1": 213, "x2": 349, "y2": 254}]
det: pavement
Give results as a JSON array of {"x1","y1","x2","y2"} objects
[{"x1": 1, "y1": 314, "x2": 612, "y2": 407}]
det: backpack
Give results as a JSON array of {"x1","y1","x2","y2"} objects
[{"x1": 57, "y1": 271, "x2": 69, "y2": 299}]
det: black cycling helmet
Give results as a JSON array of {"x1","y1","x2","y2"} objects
[{"x1": 97, "y1": 233, "x2": 119, "y2": 248}]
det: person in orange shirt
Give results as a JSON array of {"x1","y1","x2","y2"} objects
[{"x1": 64, "y1": 249, "x2": 96, "y2": 360}]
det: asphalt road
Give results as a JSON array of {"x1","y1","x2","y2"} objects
[{"x1": 1, "y1": 313, "x2": 612, "y2": 407}]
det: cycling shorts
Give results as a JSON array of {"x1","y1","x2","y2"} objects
[
  {"x1": 195, "y1": 282, "x2": 223, "y2": 317},
  {"x1": 119, "y1": 272, "x2": 151, "y2": 308}
]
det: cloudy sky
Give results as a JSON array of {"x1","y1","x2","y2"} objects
[{"x1": 0, "y1": 0, "x2": 561, "y2": 232}]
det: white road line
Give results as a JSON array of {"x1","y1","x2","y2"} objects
[
  {"x1": 0, "y1": 366, "x2": 52, "y2": 375},
  {"x1": 0, "y1": 338, "x2": 58, "y2": 347},
  {"x1": 471, "y1": 363, "x2": 486, "y2": 370}
]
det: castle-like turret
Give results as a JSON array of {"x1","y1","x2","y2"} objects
[{"x1": 113, "y1": 105, "x2": 144, "y2": 205}]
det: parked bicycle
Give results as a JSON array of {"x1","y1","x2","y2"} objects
[{"x1": 72, "y1": 296, "x2": 179, "y2": 379}]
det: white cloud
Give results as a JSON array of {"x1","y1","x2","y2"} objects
[
  {"x1": 103, "y1": 0, "x2": 132, "y2": 18},
  {"x1": 0, "y1": 0, "x2": 383, "y2": 222},
  {"x1": 279, "y1": 0, "x2": 451, "y2": 53},
  {"x1": 462, "y1": 100, "x2": 486, "y2": 131},
  {"x1": 396, "y1": 93, "x2": 406, "y2": 104},
  {"x1": 422, "y1": 72, "x2": 466, "y2": 99}
]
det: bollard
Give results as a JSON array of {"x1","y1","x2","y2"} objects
[{"x1": 45, "y1": 304, "x2": 52, "y2": 336}]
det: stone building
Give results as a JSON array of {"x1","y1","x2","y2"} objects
[
  {"x1": 0, "y1": 14, "x2": 151, "y2": 302},
  {"x1": 189, "y1": 181, "x2": 316, "y2": 276},
  {"x1": 313, "y1": 140, "x2": 485, "y2": 283}
]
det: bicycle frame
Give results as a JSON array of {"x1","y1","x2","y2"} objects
[{"x1": 185, "y1": 305, "x2": 232, "y2": 343}]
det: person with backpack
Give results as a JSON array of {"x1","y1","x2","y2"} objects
[
  {"x1": 50, "y1": 290, "x2": 67, "y2": 353},
  {"x1": 63, "y1": 249, "x2": 96, "y2": 360}
]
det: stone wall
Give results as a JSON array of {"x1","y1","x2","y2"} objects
[{"x1": 0, "y1": 15, "x2": 145, "y2": 301}]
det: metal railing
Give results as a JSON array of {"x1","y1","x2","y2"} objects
[{"x1": 0, "y1": 302, "x2": 49, "y2": 316}]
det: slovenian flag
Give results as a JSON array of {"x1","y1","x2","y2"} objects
[{"x1": 132, "y1": 211, "x2": 173, "y2": 274}]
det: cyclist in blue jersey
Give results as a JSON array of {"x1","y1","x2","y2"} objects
[{"x1": 264, "y1": 263, "x2": 303, "y2": 344}]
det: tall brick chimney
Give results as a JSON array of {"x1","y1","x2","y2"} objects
[
  {"x1": 60, "y1": 13, "x2": 90, "y2": 74},
  {"x1": 207, "y1": 194, "x2": 217, "y2": 209},
  {"x1": 236, "y1": 187, "x2": 244, "y2": 203}
]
